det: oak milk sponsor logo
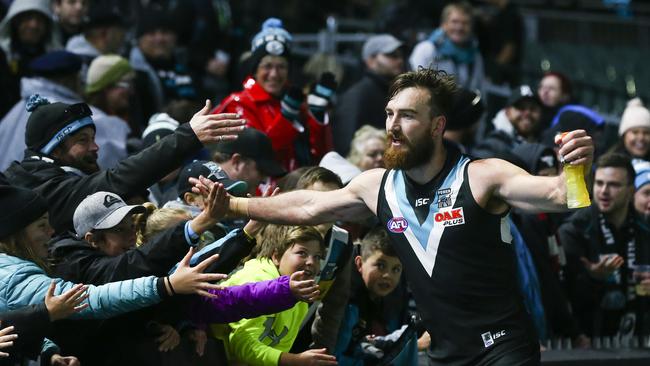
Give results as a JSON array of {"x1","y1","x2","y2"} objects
[
  {"x1": 387, "y1": 217, "x2": 409, "y2": 233},
  {"x1": 436, "y1": 188, "x2": 452, "y2": 208},
  {"x1": 434, "y1": 207, "x2": 465, "y2": 227},
  {"x1": 481, "y1": 329, "x2": 506, "y2": 348}
]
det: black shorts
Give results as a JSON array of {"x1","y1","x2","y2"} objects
[{"x1": 427, "y1": 341, "x2": 540, "y2": 366}]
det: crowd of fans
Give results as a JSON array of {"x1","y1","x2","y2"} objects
[{"x1": 0, "y1": 0, "x2": 649, "y2": 365}]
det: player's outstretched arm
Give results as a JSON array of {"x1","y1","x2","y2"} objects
[
  {"x1": 193, "y1": 169, "x2": 384, "y2": 225},
  {"x1": 236, "y1": 169, "x2": 383, "y2": 225}
]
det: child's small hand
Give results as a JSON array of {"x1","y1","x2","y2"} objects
[
  {"x1": 203, "y1": 180, "x2": 229, "y2": 219},
  {"x1": 289, "y1": 271, "x2": 320, "y2": 303},
  {"x1": 45, "y1": 281, "x2": 89, "y2": 321},
  {"x1": 0, "y1": 323, "x2": 17, "y2": 357},
  {"x1": 187, "y1": 328, "x2": 207, "y2": 357},
  {"x1": 50, "y1": 354, "x2": 80, "y2": 365},
  {"x1": 191, "y1": 182, "x2": 229, "y2": 233},
  {"x1": 295, "y1": 348, "x2": 338, "y2": 365},
  {"x1": 156, "y1": 324, "x2": 180, "y2": 352},
  {"x1": 417, "y1": 331, "x2": 431, "y2": 351},
  {"x1": 168, "y1": 249, "x2": 228, "y2": 298}
]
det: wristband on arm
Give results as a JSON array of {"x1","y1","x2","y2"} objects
[{"x1": 230, "y1": 198, "x2": 250, "y2": 218}]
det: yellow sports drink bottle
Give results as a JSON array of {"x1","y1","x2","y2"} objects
[
  {"x1": 559, "y1": 132, "x2": 591, "y2": 209},
  {"x1": 564, "y1": 164, "x2": 591, "y2": 208}
]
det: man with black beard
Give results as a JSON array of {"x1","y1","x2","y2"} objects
[{"x1": 195, "y1": 69, "x2": 594, "y2": 365}]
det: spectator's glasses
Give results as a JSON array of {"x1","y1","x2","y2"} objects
[{"x1": 258, "y1": 61, "x2": 288, "y2": 73}]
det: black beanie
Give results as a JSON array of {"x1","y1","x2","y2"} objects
[
  {"x1": 0, "y1": 185, "x2": 48, "y2": 239},
  {"x1": 447, "y1": 88, "x2": 485, "y2": 131},
  {"x1": 24, "y1": 95, "x2": 94, "y2": 155}
]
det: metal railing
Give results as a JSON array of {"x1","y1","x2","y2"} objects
[
  {"x1": 286, "y1": 11, "x2": 639, "y2": 121},
  {"x1": 520, "y1": 6, "x2": 650, "y2": 118},
  {"x1": 290, "y1": 16, "x2": 372, "y2": 66}
]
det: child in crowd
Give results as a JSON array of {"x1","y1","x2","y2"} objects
[
  {"x1": 134, "y1": 202, "x2": 191, "y2": 246},
  {"x1": 141, "y1": 175, "x2": 278, "y2": 275},
  {"x1": 334, "y1": 226, "x2": 418, "y2": 366},
  {"x1": 291, "y1": 166, "x2": 354, "y2": 354},
  {"x1": 212, "y1": 224, "x2": 337, "y2": 366},
  {"x1": 165, "y1": 159, "x2": 249, "y2": 240}
]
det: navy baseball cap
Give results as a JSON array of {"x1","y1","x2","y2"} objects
[
  {"x1": 177, "y1": 160, "x2": 248, "y2": 197},
  {"x1": 29, "y1": 50, "x2": 82, "y2": 77}
]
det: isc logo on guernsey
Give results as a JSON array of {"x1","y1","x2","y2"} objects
[
  {"x1": 387, "y1": 217, "x2": 409, "y2": 233},
  {"x1": 434, "y1": 208, "x2": 465, "y2": 227}
]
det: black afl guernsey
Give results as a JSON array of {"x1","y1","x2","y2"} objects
[{"x1": 376, "y1": 145, "x2": 539, "y2": 365}]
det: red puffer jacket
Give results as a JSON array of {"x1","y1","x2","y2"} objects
[{"x1": 211, "y1": 77, "x2": 333, "y2": 172}]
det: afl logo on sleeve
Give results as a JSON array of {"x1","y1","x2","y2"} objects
[{"x1": 387, "y1": 217, "x2": 409, "y2": 233}]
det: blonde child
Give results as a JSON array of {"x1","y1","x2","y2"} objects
[{"x1": 213, "y1": 225, "x2": 337, "y2": 366}]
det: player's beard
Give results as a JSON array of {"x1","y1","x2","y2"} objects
[{"x1": 384, "y1": 127, "x2": 435, "y2": 170}]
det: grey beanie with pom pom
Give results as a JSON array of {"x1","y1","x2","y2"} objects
[{"x1": 25, "y1": 94, "x2": 95, "y2": 155}]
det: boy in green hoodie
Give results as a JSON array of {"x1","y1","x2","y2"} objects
[{"x1": 211, "y1": 224, "x2": 337, "y2": 366}]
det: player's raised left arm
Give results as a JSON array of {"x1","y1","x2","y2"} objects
[
  {"x1": 474, "y1": 130, "x2": 594, "y2": 213},
  {"x1": 477, "y1": 159, "x2": 566, "y2": 212}
]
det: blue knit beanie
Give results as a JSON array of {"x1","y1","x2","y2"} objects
[{"x1": 634, "y1": 159, "x2": 650, "y2": 190}]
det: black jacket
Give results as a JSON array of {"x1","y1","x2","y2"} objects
[
  {"x1": 0, "y1": 304, "x2": 52, "y2": 366},
  {"x1": 332, "y1": 71, "x2": 391, "y2": 156},
  {"x1": 558, "y1": 206, "x2": 650, "y2": 336},
  {"x1": 471, "y1": 129, "x2": 522, "y2": 161},
  {"x1": 4, "y1": 123, "x2": 202, "y2": 234},
  {"x1": 49, "y1": 221, "x2": 193, "y2": 285}
]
